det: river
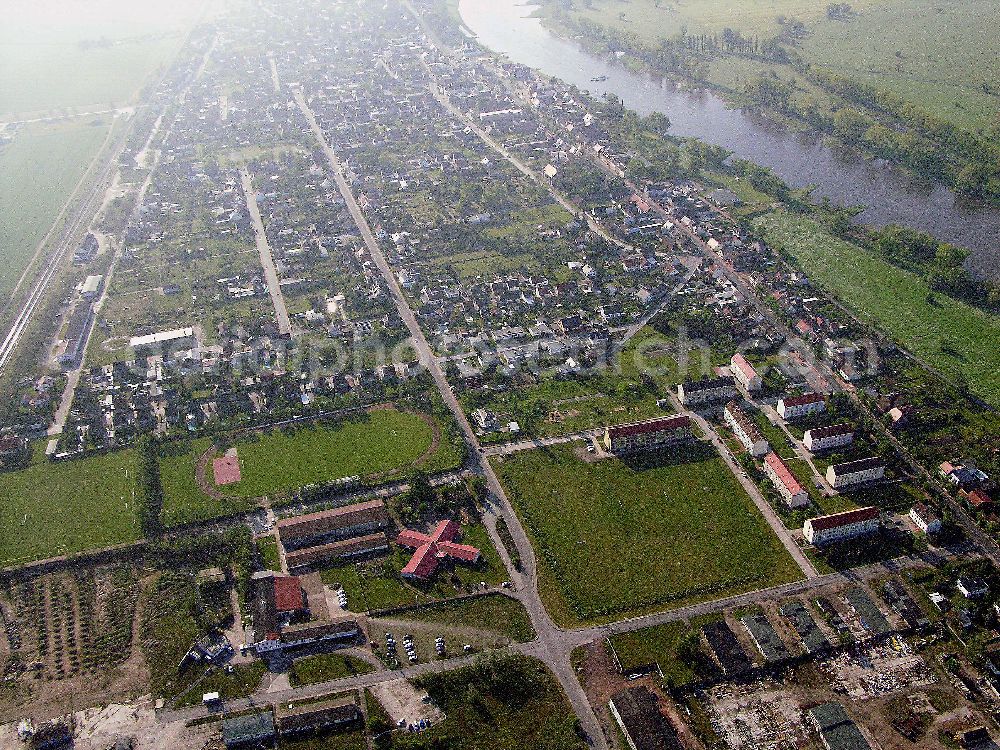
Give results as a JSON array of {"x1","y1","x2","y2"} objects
[{"x1": 457, "y1": 0, "x2": 1000, "y2": 280}]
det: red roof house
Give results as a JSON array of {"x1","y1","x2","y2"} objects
[
  {"x1": 397, "y1": 520, "x2": 480, "y2": 581},
  {"x1": 273, "y1": 576, "x2": 307, "y2": 613}
]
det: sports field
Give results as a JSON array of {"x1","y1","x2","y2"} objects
[
  {"x1": 221, "y1": 409, "x2": 439, "y2": 498},
  {"x1": 0, "y1": 449, "x2": 142, "y2": 567},
  {"x1": 0, "y1": 118, "x2": 112, "y2": 297},
  {"x1": 493, "y1": 443, "x2": 802, "y2": 626},
  {"x1": 157, "y1": 408, "x2": 461, "y2": 525},
  {"x1": 754, "y1": 211, "x2": 1000, "y2": 406}
]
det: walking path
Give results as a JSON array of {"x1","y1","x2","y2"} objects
[{"x1": 240, "y1": 168, "x2": 292, "y2": 337}]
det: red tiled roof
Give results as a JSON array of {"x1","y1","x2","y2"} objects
[
  {"x1": 781, "y1": 392, "x2": 825, "y2": 408},
  {"x1": 731, "y1": 354, "x2": 758, "y2": 381},
  {"x1": 397, "y1": 519, "x2": 480, "y2": 580},
  {"x1": 607, "y1": 415, "x2": 691, "y2": 440},
  {"x1": 401, "y1": 543, "x2": 439, "y2": 579},
  {"x1": 397, "y1": 529, "x2": 433, "y2": 548},
  {"x1": 273, "y1": 576, "x2": 304, "y2": 613},
  {"x1": 967, "y1": 490, "x2": 994, "y2": 508},
  {"x1": 764, "y1": 452, "x2": 804, "y2": 496},
  {"x1": 808, "y1": 506, "x2": 878, "y2": 532},
  {"x1": 430, "y1": 520, "x2": 460, "y2": 543},
  {"x1": 212, "y1": 455, "x2": 241, "y2": 486},
  {"x1": 436, "y1": 541, "x2": 481, "y2": 562}
]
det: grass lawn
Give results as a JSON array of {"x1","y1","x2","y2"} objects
[
  {"x1": 289, "y1": 653, "x2": 375, "y2": 687},
  {"x1": 402, "y1": 655, "x2": 586, "y2": 750},
  {"x1": 754, "y1": 211, "x2": 1000, "y2": 406},
  {"x1": 391, "y1": 594, "x2": 536, "y2": 643},
  {"x1": 494, "y1": 443, "x2": 802, "y2": 626},
  {"x1": 257, "y1": 536, "x2": 282, "y2": 572},
  {"x1": 320, "y1": 523, "x2": 509, "y2": 612},
  {"x1": 0, "y1": 449, "x2": 143, "y2": 567},
  {"x1": 608, "y1": 614, "x2": 721, "y2": 682},
  {"x1": 141, "y1": 573, "x2": 202, "y2": 699},
  {"x1": 221, "y1": 409, "x2": 438, "y2": 499},
  {"x1": 158, "y1": 437, "x2": 258, "y2": 527},
  {"x1": 0, "y1": 118, "x2": 112, "y2": 297},
  {"x1": 175, "y1": 662, "x2": 267, "y2": 707},
  {"x1": 465, "y1": 371, "x2": 668, "y2": 444}
]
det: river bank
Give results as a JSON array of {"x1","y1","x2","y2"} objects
[{"x1": 456, "y1": 0, "x2": 1000, "y2": 281}]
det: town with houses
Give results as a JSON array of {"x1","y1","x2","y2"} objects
[{"x1": 1, "y1": 1, "x2": 1000, "y2": 750}]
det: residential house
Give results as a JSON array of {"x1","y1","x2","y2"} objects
[
  {"x1": 723, "y1": 402, "x2": 769, "y2": 457},
  {"x1": 803, "y1": 507, "x2": 879, "y2": 546},
  {"x1": 803, "y1": 424, "x2": 854, "y2": 453},
  {"x1": 909, "y1": 503, "x2": 941, "y2": 535},
  {"x1": 603, "y1": 415, "x2": 692, "y2": 454},
  {"x1": 677, "y1": 376, "x2": 737, "y2": 407},
  {"x1": 730, "y1": 354, "x2": 762, "y2": 391},
  {"x1": 777, "y1": 392, "x2": 826, "y2": 421},
  {"x1": 763, "y1": 452, "x2": 810, "y2": 509},
  {"x1": 826, "y1": 457, "x2": 885, "y2": 490}
]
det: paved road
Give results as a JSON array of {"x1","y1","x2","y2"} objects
[
  {"x1": 159, "y1": 545, "x2": 950, "y2": 725},
  {"x1": 293, "y1": 87, "x2": 609, "y2": 748},
  {"x1": 240, "y1": 168, "x2": 293, "y2": 338}
]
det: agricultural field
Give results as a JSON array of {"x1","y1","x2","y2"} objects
[
  {"x1": 493, "y1": 443, "x2": 802, "y2": 626},
  {"x1": 753, "y1": 211, "x2": 1000, "y2": 406},
  {"x1": 0, "y1": 117, "x2": 113, "y2": 297},
  {"x1": 0, "y1": 565, "x2": 144, "y2": 717},
  {"x1": 0, "y1": 449, "x2": 142, "y2": 568},
  {"x1": 0, "y1": 0, "x2": 206, "y2": 118}
]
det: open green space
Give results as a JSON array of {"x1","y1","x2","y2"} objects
[
  {"x1": 753, "y1": 211, "x2": 1000, "y2": 406},
  {"x1": 0, "y1": 449, "x2": 142, "y2": 567},
  {"x1": 157, "y1": 437, "x2": 257, "y2": 527},
  {"x1": 222, "y1": 409, "x2": 438, "y2": 499},
  {"x1": 493, "y1": 443, "x2": 802, "y2": 626},
  {"x1": 175, "y1": 662, "x2": 267, "y2": 707},
  {"x1": 0, "y1": 117, "x2": 112, "y2": 297},
  {"x1": 320, "y1": 523, "x2": 508, "y2": 612},
  {"x1": 391, "y1": 593, "x2": 536, "y2": 643},
  {"x1": 608, "y1": 614, "x2": 721, "y2": 683},
  {"x1": 539, "y1": 0, "x2": 1000, "y2": 132},
  {"x1": 289, "y1": 653, "x2": 375, "y2": 688},
  {"x1": 398, "y1": 654, "x2": 586, "y2": 750},
  {"x1": 156, "y1": 408, "x2": 461, "y2": 526}
]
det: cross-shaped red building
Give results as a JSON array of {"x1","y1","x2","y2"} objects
[{"x1": 396, "y1": 520, "x2": 481, "y2": 580}]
